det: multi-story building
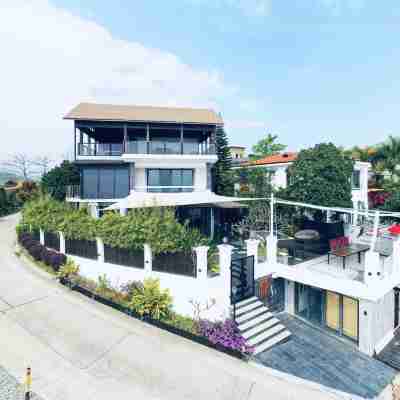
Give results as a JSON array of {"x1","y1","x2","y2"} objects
[{"x1": 64, "y1": 102, "x2": 243, "y2": 237}]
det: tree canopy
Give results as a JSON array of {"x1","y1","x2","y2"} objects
[
  {"x1": 41, "y1": 160, "x2": 80, "y2": 201},
  {"x1": 282, "y1": 143, "x2": 354, "y2": 208},
  {"x1": 251, "y1": 133, "x2": 286, "y2": 160}
]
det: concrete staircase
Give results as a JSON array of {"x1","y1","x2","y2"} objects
[{"x1": 235, "y1": 297, "x2": 291, "y2": 355}]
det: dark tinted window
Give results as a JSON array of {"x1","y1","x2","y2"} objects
[{"x1": 82, "y1": 168, "x2": 98, "y2": 199}]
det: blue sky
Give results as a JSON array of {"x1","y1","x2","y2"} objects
[{"x1": 1, "y1": 0, "x2": 399, "y2": 157}]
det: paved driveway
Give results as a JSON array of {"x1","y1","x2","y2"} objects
[{"x1": 0, "y1": 214, "x2": 371, "y2": 399}]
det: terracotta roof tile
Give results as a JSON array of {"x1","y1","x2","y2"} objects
[{"x1": 244, "y1": 152, "x2": 298, "y2": 166}]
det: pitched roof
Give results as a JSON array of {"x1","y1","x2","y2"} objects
[
  {"x1": 64, "y1": 102, "x2": 223, "y2": 125},
  {"x1": 244, "y1": 152, "x2": 298, "y2": 166}
]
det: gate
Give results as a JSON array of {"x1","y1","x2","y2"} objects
[{"x1": 231, "y1": 255, "x2": 255, "y2": 319}]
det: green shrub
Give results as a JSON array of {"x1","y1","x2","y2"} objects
[
  {"x1": 129, "y1": 278, "x2": 173, "y2": 320},
  {"x1": 164, "y1": 312, "x2": 197, "y2": 333}
]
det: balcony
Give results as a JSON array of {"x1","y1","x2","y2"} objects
[
  {"x1": 125, "y1": 140, "x2": 215, "y2": 155},
  {"x1": 78, "y1": 143, "x2": 123, "y2": 157}
]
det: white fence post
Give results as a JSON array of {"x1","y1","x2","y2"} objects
[
  {"x1": 144, "y1": 244, "x2": 152, "y2": 277},
  {"x1": 246, "y1": 239, "x2": 260, "y2": 277},
  {"x1": 194, "y1": 246, "x2": 209, "y2": 281},
  {"x1": 266, "y1": 234, "x2": 278, "y2": 265},
  {"x1": 59, "y1": 231, "x2": 65, "y2": 254},
  {"x1": 217, "y1": 243, "x2": 234, "y2": 314},
  {"x1": 39, "y1": 229, "x2": 45, "y2": 245},
  {"x1": 97, "y1": 237, "x2": 104, "y2": 263}
]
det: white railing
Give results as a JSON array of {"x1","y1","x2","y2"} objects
[{"x1": 133, "y1": 186, "x2": 195, "y2": 193}]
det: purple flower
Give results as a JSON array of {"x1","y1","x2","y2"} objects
[{"x1": 198, "y1": 319, "x2": 254, "y2": 355}]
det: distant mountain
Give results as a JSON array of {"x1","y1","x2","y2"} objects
[{"x1": 0, "y1": 172, "x2": 21, "y2": 186}]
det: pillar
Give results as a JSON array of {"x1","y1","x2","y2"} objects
[
  {"x1": 97, "y1": 237, "x2": 104, "y2": 263},
  {"x1": 194, "y1": 246, "x2": 209, "y2": 281},
  {"x1": 285, "y1": 280, "x2": 295, "y2": 315},
  {"x1": 144, "y1": 244, "x2": 152, "y2": 277},
  {"x1": 217, "y1": 243, "x2": 234, "y2": 313},
  {"x1": 39, "y1": 229, "x2": 45, "y2": 246},
  {"x1": 59, "y1": 231, "x2": 65, "y2": 254},
  {"x1": 246, "y1": 239, "x2": 261, "y2": 277},
  {"x1": 392, "y1": 237, "x2": 400, "y2": 275},
  {"x1": 88, "y1": 202, "x2": 99, "y2": 219}
]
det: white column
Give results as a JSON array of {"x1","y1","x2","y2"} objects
[
  {"x1": 39, "y1": 229, "x2": 45, "y2": 245},
  {"x1": 358, "y1": 299, "x2": 375, "y2": 356},
  {"x1": 392, "y1": 237, "x2": 400, "y2": 275},
  {"x1": 218, "y1": 244, "x2": 234, "y2": 314},
  {"x1": 59, "y1": 231, "x2": 65, "y2": 254},
  {"x1": 96, "y1": 237, "x2": 104, "y2": 263},
  {"x1": 144, "y1": 244, "x2": 152, "y2": 277},
  {"x1": 267, "y1": 194, "x2": 278, "y2": 265},
  {"x1": 88, "y1": 202, "x2": 99, "y2": 219},
  {"x1": 285, "y1": 280, "x2": 295, "y2": 315},
  {"x1": 119, "y1": 207, "x2": 128, "y2": 216},
  {"x1": 194, "y1": 246, "x2": 209, "y2": 281},
  {"x1": 246, "y1": 239, "x2": 261, "y2": 277}
]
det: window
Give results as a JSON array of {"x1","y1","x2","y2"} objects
[
  {"x1": 147, "y1": 169, "x2": 194, "y2": 192},
  {"x1": 352, "y1": 170, "x2": 361, "y2": 189},
  {"x1": 81, "y1": 166, "x2": 129, "y2": 199}
]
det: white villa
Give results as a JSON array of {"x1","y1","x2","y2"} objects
[{"x1": 233, "y1": 151, "x2": 370, "y2": 210}]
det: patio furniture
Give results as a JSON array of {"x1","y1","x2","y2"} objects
[{"x1": 328, "y1": 242, "x2": 370, "y2": 270}]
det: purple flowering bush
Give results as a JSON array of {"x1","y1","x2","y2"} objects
[{"x1": 198, "y1": 319, "x2": 254, "y2": 355}]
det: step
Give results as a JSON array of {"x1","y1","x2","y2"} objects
[
  {"x1": 238, "y1": 312, "x2": 274, "y2": 331},
  {"x1": 236, "y1": 299, "x2": 264, "y2": 314},
  {"x1": 247, "y1": 323, "x2": 287, "y2": 346},
  {"x1": 236, "y1": 296, "x2": 258, "y2": 308},
  {"x1": 236, "y1": 307, "x2": 267, "y2": 324},
  {"x1": 242, "y1": 317, "x2": 281, "y2": 339},
  {"x1": 253, "y1": 330, "x2": 292, "y2": 355}
]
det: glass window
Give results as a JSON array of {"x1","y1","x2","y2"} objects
[
  {"x1": 147, "y1": 169, "x2": 193, "y2": 192},
  {"x1": 352, "y1": 170, "x2": 361, "y2": 189},
  {"x1": 82, "y1": 168, "x2": 98, "y2": 199},
  {"x1": 326, "y1": 291, "x2": 340, "y2": 331},
  {"x1": 115, "y1": 168, "x2": 129, "y2": 198},
  {"x1": 98, "y1": 168, "x2": 114, "y2": 199}
]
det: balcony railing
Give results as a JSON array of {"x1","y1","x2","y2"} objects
[
  {"x1": 78, "y1": 143, "x2": 123, "y2": 156},
  {"x1": 125, "y1": 141, "x2": 215, "y2": 155},
  {"x1": 77, "y1": 141, "x2": 216, "y2": 157},
  {"x1": 66, "y1": 185, "x2": 81, "y2": 198}
]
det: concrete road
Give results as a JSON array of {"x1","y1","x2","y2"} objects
[{"x1": 0, "y1": 214, "x2": 346, "y2": 400}]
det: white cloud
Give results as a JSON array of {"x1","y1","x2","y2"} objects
[{"x1": 0, "y1": 0, "x2": 234, "y2": 159}]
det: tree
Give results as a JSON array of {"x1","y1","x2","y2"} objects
[
  {"x1": 2, "y1": 153, "x2": 34, "y2": 180},
  {"x1": 344, "y1": 145, "x2": 377, "y2": 163},
  {"x1": 374, "y1": 135, "x2": 400, "y2": 180},
  {"x1": 282, "y1": 143, "x2": 354, "y2": 208},
  {"x1": 213, "y1": 127, "x2": 233, "y2": 196},
  {"x1": 41, "y1": 160, "x2": 80, "y2": 201},
  {"x1": 33, "y1": 156, "x2": 54, "y2": 176},
  {"x1": 251, "y1": 133, "x2": 286, "y2": 160}
]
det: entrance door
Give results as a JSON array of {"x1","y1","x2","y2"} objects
[
  {"x1": 395, "y1": 289, "x2": 400, "y2": 329},
  {"x1": 308, "y1": 287, "x2": 324, "y2": 326}
]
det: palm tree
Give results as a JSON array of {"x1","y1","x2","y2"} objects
[
  {"x1": 345, "y1": 145, "x2": 377, "y2": 163},
  {"x1": 374, "y1": 136, "x2": 400, "y2": 180}
]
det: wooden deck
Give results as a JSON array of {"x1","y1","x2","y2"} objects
[{"x1": 255, "y1": 314, "x2": 396, "y2": 399}]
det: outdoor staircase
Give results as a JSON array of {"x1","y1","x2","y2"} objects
[{"x1": 235, "y1": 296, "x2": 291, "y2": 355}]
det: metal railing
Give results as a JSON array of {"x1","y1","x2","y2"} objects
[
  {"x1": 135, "y1": 186, "x2": 195, "y2": 193},
  {"x1": 66, "y1": 185, "x2": 81, "y2": 198},
  {"x1": 78, "y1": 143, "x2": 123, "y2": 156}
]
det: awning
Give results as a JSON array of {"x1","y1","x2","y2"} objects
[{"x1": 105, "y1": 191, "x2": 264, "y2": 210}]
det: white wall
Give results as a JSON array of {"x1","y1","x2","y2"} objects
[
  {"x1": 352, "y1": 161, "x2": 370, "y2": 210},
  {"x1": 359, "y1": 291, "x2": 395, "y2": 355},
  {"x1": 70, "y1": 255, "x2": 230, "y2": 321}
]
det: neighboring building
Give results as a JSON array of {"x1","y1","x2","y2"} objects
[
  {"x1": 229, "y1": 145, "x2": 246, "y2": 160},
  {"x1": 64, "y1": 102, "x2": 244, "y2": 237},
  {"x1": 234, "y1": 152, "x2": 370, "y2": 210}
]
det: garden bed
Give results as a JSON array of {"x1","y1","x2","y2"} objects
[{"x1": 59, "y1": 277, "x2": 248, "y2": 361}]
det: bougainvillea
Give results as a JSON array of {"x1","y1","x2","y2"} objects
[{"x1": 198, "y1": 319, "x2": 254, "y2": 355}]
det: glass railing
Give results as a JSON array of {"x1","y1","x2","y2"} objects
[
  {"x1": 124, "y1": 141, "x2": 216, "y2": 155},
  {"x1": 150, "y1": 141, "x2": 181, "y2": 155},
  {"x1": 78, "y1": 143, "x2": 123, "y2": 156}
]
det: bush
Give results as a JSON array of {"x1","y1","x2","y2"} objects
[
  {"x1": 198, "y1": 319, "x2": 254, "y2": 355},
  {"x1": 129, "y1": 278, "x2": 173, "y2": 320}
]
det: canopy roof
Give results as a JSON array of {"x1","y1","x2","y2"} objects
[
  {"x1": 64, "y1": 103, "x2": 223, "y2": 125},
  {"x1": 106, "y1": 191, "x2": 262, "y2": 210}
]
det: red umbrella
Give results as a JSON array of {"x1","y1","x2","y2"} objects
[{"x1": 389, "y1": 225, "x2": 400, "y2": 235}]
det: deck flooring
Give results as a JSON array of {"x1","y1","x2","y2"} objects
[{"x1": 255, "y1": 314, "x2": 396, "y2": 399}]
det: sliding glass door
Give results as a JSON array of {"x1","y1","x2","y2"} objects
[{"x1": 295, "y1": 284, "x2": 359, "y2": 341}]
